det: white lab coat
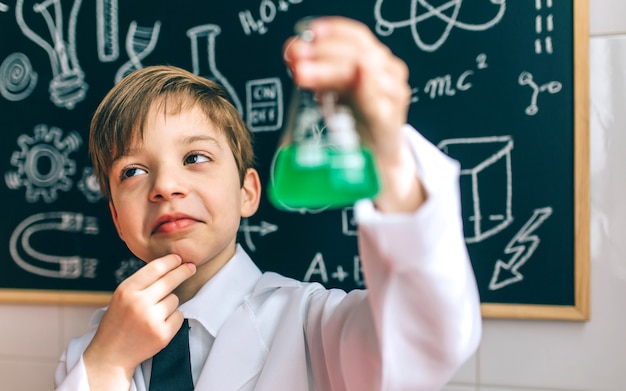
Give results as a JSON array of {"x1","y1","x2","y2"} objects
[{"x1": 55, "y1": 126, "x2": 482, "y2": 390}]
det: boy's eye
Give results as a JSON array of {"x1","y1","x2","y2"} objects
[
  {"x1": 184, "y1": 153, "x2": 211, "y2": 165},
  {"x1": 120, "y1": 166, "x2": 146, "y2": 180}
]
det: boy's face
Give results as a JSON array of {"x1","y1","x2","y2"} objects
[{"x1": 107, "y1": 102, "x2": 260, "y2": 270}]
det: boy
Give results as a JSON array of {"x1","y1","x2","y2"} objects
[{"x1": 55, "y1": 17, "x2": 481, "y2": 390}]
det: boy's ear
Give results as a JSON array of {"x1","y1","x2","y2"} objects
[
  {"x1": 241, "y1": 168, "x2": 261, "y2": 218},
  {"x1": 108, "y1": 201, "x2": 126, "y2": 242}
]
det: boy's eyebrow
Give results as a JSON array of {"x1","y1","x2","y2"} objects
[
  {"x1": 112, "y1": 147, "x2": 141, "y2": 164},
  {"x1": 182, "y1": 134, "x2": 223, "y2": 150},
  {"x1": 111, "y1": 135, "x2": 224, "y2": 165}
]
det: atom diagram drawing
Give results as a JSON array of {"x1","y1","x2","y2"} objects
[{"x1": 374, "y1": 0, "x2": 506, "y2": 52}]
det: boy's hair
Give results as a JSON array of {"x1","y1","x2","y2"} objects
[{"x1": 89, "y1": 65, "x2": 254, "y2": 200}]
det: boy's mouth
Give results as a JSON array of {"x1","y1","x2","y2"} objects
[{"x1": 151, "y1": 213, "x2": 201, "y2": 235}]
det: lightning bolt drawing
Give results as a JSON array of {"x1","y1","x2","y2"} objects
[{"x1": 489, "y1": 207, "x2": 553, "y2": 290}]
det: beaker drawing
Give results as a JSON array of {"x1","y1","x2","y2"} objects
[{"x1": 187, "y1": 24, "x2": 244, "y2": 116}]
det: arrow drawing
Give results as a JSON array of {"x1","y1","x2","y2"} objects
[
  {"x1": 239, "y1": 218, "x2": 278, "y2": 252},
  {"x1": 489, "y1": 206, "x2": 553, "y2": 290}
]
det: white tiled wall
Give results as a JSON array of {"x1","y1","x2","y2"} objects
[{"x1": 3, "y1": 1, "x2": 626, "y2": 390}]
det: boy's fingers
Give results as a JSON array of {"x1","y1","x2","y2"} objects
[
  {"x1": 146, "y1": 262, "x2": 196, "y2": 301},
  {"x1": 158, "y1": 292, "x2": 181, "y2": 318},
  {"x1": 285, "y1": 17, "x2": 396, "y2": 92},
  {"x1": 119, "y1": 254, "x2": 191, "y2": 291},
  {"x1": 163, "y1": 310, "x2": 186, "y2": 337}
]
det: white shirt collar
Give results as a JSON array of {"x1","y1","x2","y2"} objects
[{"x1": 178, "y1": 244, "x2": 262, "y2": 338}]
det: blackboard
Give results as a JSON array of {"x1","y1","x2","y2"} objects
[{"x1": 0, "y1": 0, "x2": 589, "y2": 320}]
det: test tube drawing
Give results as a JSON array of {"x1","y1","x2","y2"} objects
[
  {"x1": 96, "y1": 0, "x2": 119, "y2": 62},
  {"x1": 187, "y1": 24, "x2": 244, "y2": 115},
  {"x1": 15, "y1": 0, "x2": 88, "y2": 110},
  {"x1": 114, "y1": 20, "x2": 161, "y2": 83}
]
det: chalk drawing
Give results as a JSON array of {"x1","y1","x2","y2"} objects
[
  {"x1": 304, "y1": 252, "x2": 328, "y2": 283},
  {"x1": 412, "y1": 53, "x2": 488, "y2": 103},
  {"x1": 77, "y1": 166, "x2": 102, "y2": 203},
  {"x1": 187, "y1": 24, "x2": 244, "y2": 115},
  {"x1": 303, "y1": 252, "x2": 364, "y2": 286},
  {"x1": 438, "y1": 135, "x2": 514, "y2": 243},
  {"x1": 331, "y1": 265, "x2": 349, "y2": 283},
  {"x1": 114, "y1": 20, "x2": 161, "y2": 83},
  {"x1": 534, "y1": 0, "x2": 554, "y2": 54},
  {"x1": 353, "y1": 255, "x2": 364, "y2": 287},
  {"x1": 246, "y1": 77, "x2": 283, "y2": 132},
  {"x1": 374, "y1": 0, "x2": 506, "y2": 52},
  {"x1": 0, "y1": 52, "x2": 38, "y2": 101},
  {"x1": 5, "y1": 124, "x2": 81, "y2": 203},
  {"x1": 239, "y1": 0, "x2": 304, "y2": 36},
  {"x1": 341, "y1": 207, "x2": 358, "y2": 236},
  {"x1": 114, "y1": 257, "x2": 144, "y2": 284},
  {"x1": 15, "y1": 0, "x2": 88, "y2": 109},
  {"x1": 96, "y1": 0, "x2": 119, "y2": 62},
  {"x1": 239, "y1": 218, "x2": 278, "y2": 252},
  {"x1": 9, "y1": 212, "x2": 99, "y2": 279},
  {"x1": 489, "y1": 207, "x2": 553, "y2": 290},
  {"x1": 518, "y1": 71, "x2": 562, "y2": 116}
]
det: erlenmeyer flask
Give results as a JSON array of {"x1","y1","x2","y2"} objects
[
  {"x1": 187, "y1": 24, "x2": 243, "y2": 114},
  {"x1": 268, "y1": 88, "x2": 380, "y2": 211}
]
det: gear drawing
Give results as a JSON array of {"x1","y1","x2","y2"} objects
[{"x1": 5, "y1": 124, "x2": 82, "y2": 203}]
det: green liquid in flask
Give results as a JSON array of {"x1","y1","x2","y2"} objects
[{"x1": 268, "y1": 144, "x2": 380, "y2": 210}]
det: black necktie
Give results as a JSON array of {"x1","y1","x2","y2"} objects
[{"x1": 149, "y1": 319, "x2": 194, "y2": 391}]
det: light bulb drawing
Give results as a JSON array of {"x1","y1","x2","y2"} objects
[
  {"x1": 15, "y1": 0, "x2": 88, "y2": 110},
  {"x1": 187, "y1": 24, "x2": 244, "y2": 115},
  {"x1": 114, "y1": 20, "x2": 161, "y2": 83}
]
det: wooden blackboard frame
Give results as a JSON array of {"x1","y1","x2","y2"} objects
[
  {"x1": 480, "y1": 0, "x2": 590, "y2": 321},
  {"x1": 0, "y1": 288, "x2": 110, "y2": 306}
]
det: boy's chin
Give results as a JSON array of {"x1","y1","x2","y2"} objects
[{"x1": 139, "y1": 240, "x2": 236, "y2": 267}]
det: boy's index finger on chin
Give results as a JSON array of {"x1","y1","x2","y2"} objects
[{"x1": 123, "y1": 254, "x2": 183, "y2": 289}]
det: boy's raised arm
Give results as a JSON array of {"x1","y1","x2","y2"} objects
[{"x1": 286, "y1": 16, "x2": 482, "y2": 390}]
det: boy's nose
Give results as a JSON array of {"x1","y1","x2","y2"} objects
[{"x1": 149, "y1": 169, "x2": 187, "y2": 201}]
